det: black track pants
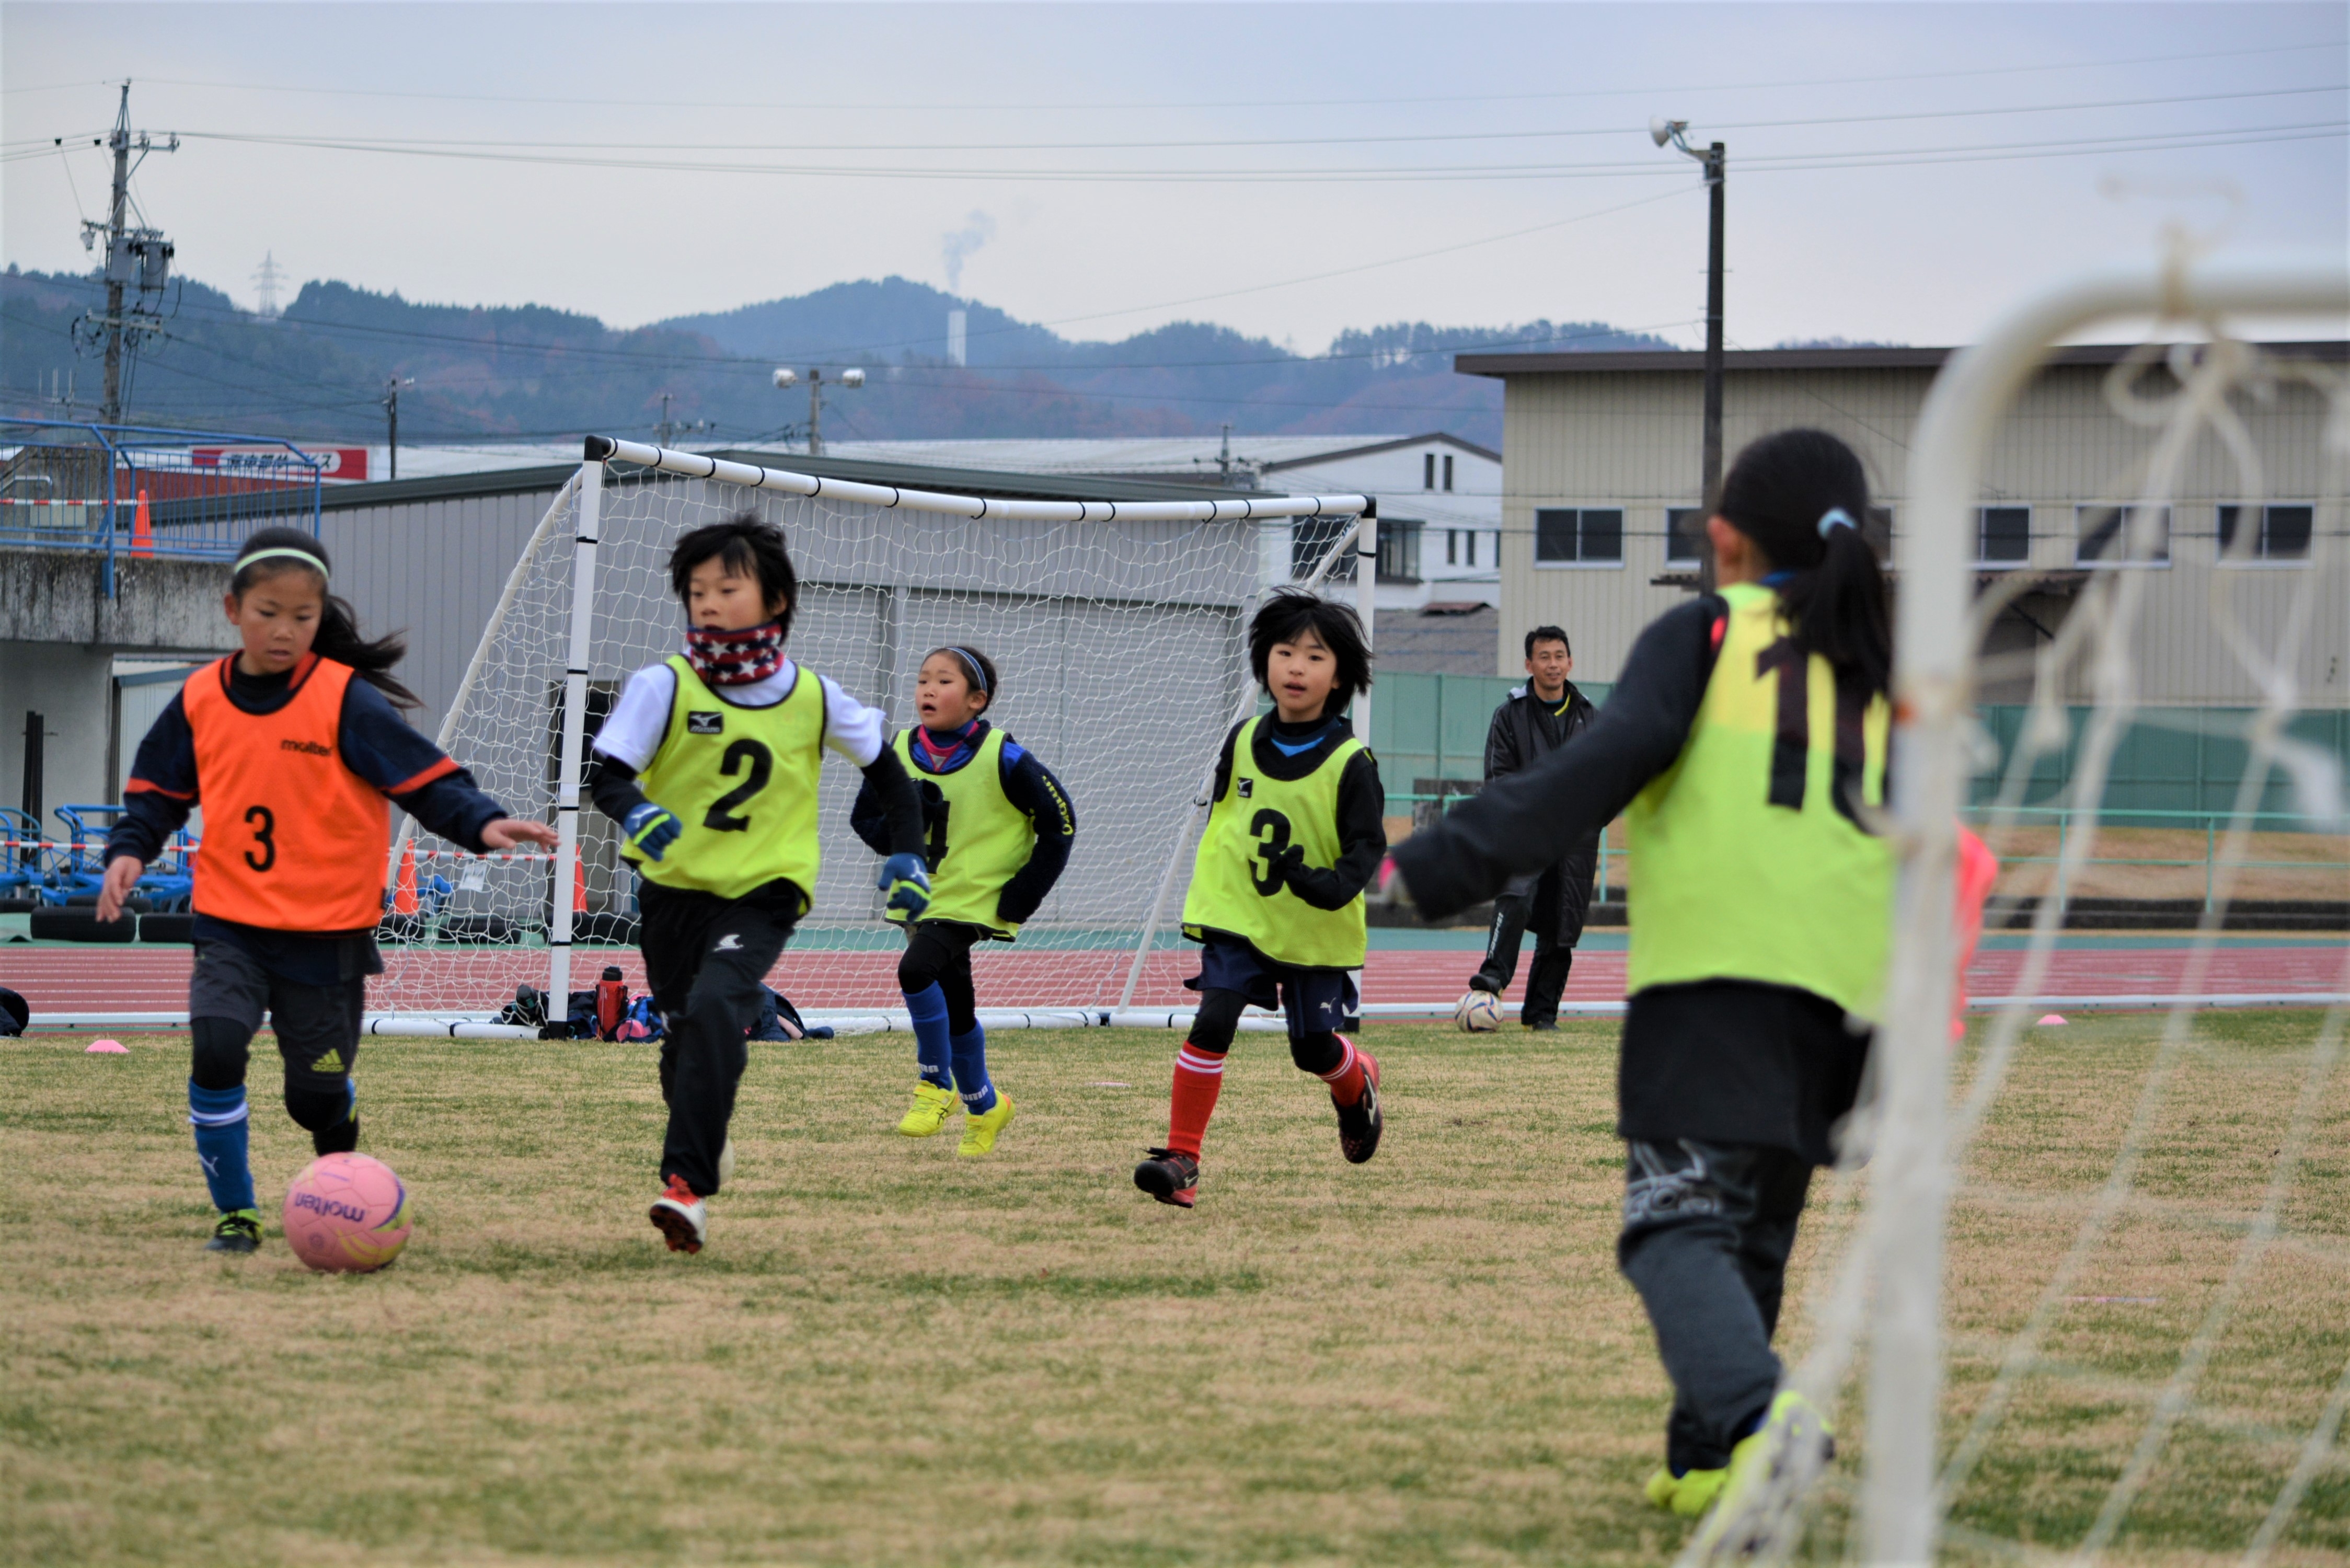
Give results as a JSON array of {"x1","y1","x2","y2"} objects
[
  {"x1": 1469, "y1": 885, "x2": 1575, "y2": 1026},
  {"x1": 1617, "y1": 1139, "x2": 1813, "y2": 1474},
  {"x1": 639, "y1": 879, "x2": 801, "y2": 1198}
]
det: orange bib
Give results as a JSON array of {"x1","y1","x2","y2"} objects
[{"x1": 184, "y1": 655, "x2": 390, "y2": 932}]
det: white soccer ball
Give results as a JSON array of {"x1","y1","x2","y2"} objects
[{"x1": 1454, "y1": 989, "x2": 1504, "y2": 1033}]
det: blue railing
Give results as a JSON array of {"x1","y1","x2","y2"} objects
[{"x1": 0, "y1": 418, "x2": 322, "y2": 596}]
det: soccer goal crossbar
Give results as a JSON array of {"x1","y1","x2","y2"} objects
[{"x1": 368, "y1": 437, "x2": 1376, "y2": 1034}]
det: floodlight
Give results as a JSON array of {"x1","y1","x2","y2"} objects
[
  {"x1": 842, "y1": 367, "x2": 866, "y2": 388},
  {"x1": 773, "y1": 367, "x2": 798, "y2": 389}
]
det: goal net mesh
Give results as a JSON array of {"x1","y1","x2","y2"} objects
[
  {"x1": 1688, "y1": 313, "x2": 2348, "y2": 1563},
  {"x1": 372, "y1": 460, "x2": 1344, "y2": 1021}
]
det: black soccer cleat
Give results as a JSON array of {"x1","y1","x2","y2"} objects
[
  {"x1": 206, "y1": 1209, "x2": 262, "y2": 1254},
  {"x1": 1133, "y1": 1148, "x2": 1200, "y2": 1209},
  {"x1": 1334, "y1": 1048, "x2": 1384, "y2": 1165}
]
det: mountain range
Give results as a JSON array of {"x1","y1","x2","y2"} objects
[{"x1": 2, "y1": 267, "x2": 1681, "y2": 449}]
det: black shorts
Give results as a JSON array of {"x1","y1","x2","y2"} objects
[
  {"x1": 1186, "y1": 935, "x2": 1361, "y2": 1037},
  {"x1": 188, "y1": 938, "x2": 365, "y2": 1085}
]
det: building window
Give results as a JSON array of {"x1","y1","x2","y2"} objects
[
  {"x1": 1976, "y1": 506, "x2": 2031, "y2": 564},
  {"x1": 1423, "y1": 453, "x2": 1436, "y2": 491},
  {"x1": 1442, "y1": 454, "x2": 1454, "y2": 492},
  {"x1": 1445, "y1": 529, "x2": 1458, "y2": 566},
  {"x1": 1377, "y1": 520, "x2": 1422, "y2": 583},
  {"x1": 1535, "y1": 508, "x2": 1625, "y2": 566},
  {"x1": 1666, "y1": 506, "x2": 1705, "y2": 566},
  {"x1": 2218, "y1": 503, "x2": 2313, "y2": 561},
  {"x1": 1467, "y1": 531, "x2": 1478, "y2": 567},
  {"x1": 2076, "y1": 503, "x2": 2171, "y2": 566}
]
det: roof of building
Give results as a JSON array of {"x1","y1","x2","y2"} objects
[
  {"x1": 814, "y1": 432, "x2": 1497, "y2": 481},
  {"x1": 1374, "y1": 603, "x2": 1501, "y2": 677},
  {"x1": 1455, "y1": 340, "x2": 2350, "y2": 378}
]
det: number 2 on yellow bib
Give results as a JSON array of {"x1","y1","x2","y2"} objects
[
  {"x1": 1247, "y1": 808, "x2": 1292, "y2": 895},
  {"x1": 702, "y1": 739, "x2": 773, "y2": 832}
]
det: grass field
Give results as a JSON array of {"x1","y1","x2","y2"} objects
[{"x1": 3, "y1": 1014, "x2": 2345, "y2": 1566}]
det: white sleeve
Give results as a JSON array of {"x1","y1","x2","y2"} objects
[
  {"x1": 591, "y1": 663, "x2": 677, "y2": 770},
  {"x1": 816, "y1": 673, "x2": 888, "y2": 768}
]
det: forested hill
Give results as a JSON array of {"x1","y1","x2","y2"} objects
[{"x1": 0, "y1": 267, "x2": 1675, "y2": 449}]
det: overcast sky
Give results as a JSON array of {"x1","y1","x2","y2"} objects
[{"x1": 3, "y1": 3, "x2": 2343, "y2": 353}]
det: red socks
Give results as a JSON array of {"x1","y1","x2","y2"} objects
[
  {"x1": 1317, "y1": 1034, "x2": 1368, "y2": 1106},
  {"x1": 1166, "y1": 1041, "x2": 1226, "y2": 1156}
]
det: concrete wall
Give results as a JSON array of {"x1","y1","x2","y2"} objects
[{"x1": 1493, "y1": 360, "x2": 2346, "y2": 707}]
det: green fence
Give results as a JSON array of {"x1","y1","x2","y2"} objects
[{"x1": 1371, "y1": 672, "x2": 2349, "y2": 823}]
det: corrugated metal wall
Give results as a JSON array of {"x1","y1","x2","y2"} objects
[{"x1": 1496, "y1": 362, "x2": 2344, "y2": 708}]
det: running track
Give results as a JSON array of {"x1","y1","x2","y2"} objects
[{"x1": 3, "y1": 937, "x2": 2343, "y2": 1020}]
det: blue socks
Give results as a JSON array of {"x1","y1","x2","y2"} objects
[
  {"x1": 952, "y1": 1024, "x2": 996, "y2": 1115},
  {"x1": 188, "y1": 1081, "x2": 255, "y2": 1213},
  {"x1": 905, "y1": 983, "x2": 955, "y2": 1090}
]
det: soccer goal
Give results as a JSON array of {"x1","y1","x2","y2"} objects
[
  {"x1": 367, "y1": 437, "x2": 1372, "y2": 1035},
  {"x1": 1692, "y1": 252, "x2": 2349, "y2": 1567}
]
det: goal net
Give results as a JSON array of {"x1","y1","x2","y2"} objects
[
  {"x1": 368, "y1": 439, "x2": 1368, "y2": 1031},
  {"x1": 1685, "y1": 254, "x2": 2348, "y2": 1566}
]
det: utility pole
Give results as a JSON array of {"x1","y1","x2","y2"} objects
[
  {"x1": 85, "y1": 83, "x2": 178, "y2": 427},
  {"x1": 1652, "y1": 119, "x2": 1726, "y2": 584},
  {"x1": 773, "y1": 366, "x2": 865, "y2": 457},
  {"x1": 383, "y1": 376, "x2": 414, "y2": 479}
]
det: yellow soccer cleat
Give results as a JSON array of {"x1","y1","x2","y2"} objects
[
  {"x1": 897, "y1": 1082, "x2": 959, "y2": 1138},
  {"x1": 956, "y1": 1092, "x2": 1016, "y2": 1157},
  {"x1": 1643, "y1": 1467, "x2": 1679, "y2": 1511},
  {"x1": 1688, "y1": 1390, "x2": 1835, "y2": 1554},
  {"x1": 1669, "y1": 1465, "x2": 1729, "y2": 1518}
]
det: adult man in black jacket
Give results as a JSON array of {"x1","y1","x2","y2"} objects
[{"x1": 1465, "y1": 625, "x2": 1599, "y2": 1028}]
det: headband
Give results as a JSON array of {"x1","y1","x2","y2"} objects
[
  {"x1": 1817, "y1": 508, "x2": 1857, "y2": 539},
  {"x1": 941, "y1": 647, "x2": 992, "y2": 696},
  {"x1": 235, "y1": 545, "x2": 331, "y2": 580}
]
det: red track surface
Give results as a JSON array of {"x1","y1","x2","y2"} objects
[{"x1": 3, "y1": 940, "x2": 2341, "y2": 1017}]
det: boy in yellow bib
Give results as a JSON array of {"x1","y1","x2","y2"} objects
[
  {"x1": 1386, "y1": 431, "x2": 1895, "y2": 1549},
  {"x1": 851, "y1": 644, "x2": 1075, "y2": 1156},
  {"x1": 1133, "y1": 589, "x2": 1388, "y2": 1209},
  {"x1": 590, "y1": 514, "x2": 928, "y2": 1253}
]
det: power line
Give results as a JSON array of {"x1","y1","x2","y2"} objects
[{"x1": 11, "y1": 38, "x2": 2334, "y2": 114}]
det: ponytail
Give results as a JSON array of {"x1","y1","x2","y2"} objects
[
  {"x1": 1714, "y1": 429, "x2": 1892, "y2": 698},
  {"x1": 229, "y1": 527, "x2": 421, "y2": 710}
]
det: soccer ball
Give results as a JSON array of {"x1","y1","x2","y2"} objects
[
  {"x1": 1454, "y1": 989, "x2": 1505, "y2": 1033},
  {"x1": 283, "y1": 1152, "x2": 412, "y2": 1273}
]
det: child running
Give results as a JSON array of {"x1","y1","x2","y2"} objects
[
  {"x1": 588, "y1": 513, "x2": 927, "y2": 1253},
  {"x1": 97, "y1": 528, "x2": 558, "y2": 1254},
  {"x1": 1382, "y1": 429, "x2": 1895, "y2": 1548},
  {"x1": 1133, "y1": 589, "x2": 1388, "y2": 1209},
  {"x1": 850, "y1": 645, "x2": 1076, "y2": 1155}
]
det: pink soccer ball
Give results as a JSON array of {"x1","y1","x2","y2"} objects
[{"x1": 283, "y1": 1152, "x2": 412, "y2": 1273}]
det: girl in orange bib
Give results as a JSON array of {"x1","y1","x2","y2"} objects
[{"x1": 98, "y1": 528, "x2": 556, "y2": 1255}]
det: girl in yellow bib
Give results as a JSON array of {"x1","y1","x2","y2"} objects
[
  {"x1": 590, "y1": 514, "x2": 928, "y2": 1253},
  {"x1": 851, "y1": 646, "x2": 1076, "y2": 1156},
  {"x1": 1133, "y1": 589, "x2": 1388, "y2": 1209},
  {"x1": 1386, "y1": 430, "x2": 1894, "y2": 1547}
]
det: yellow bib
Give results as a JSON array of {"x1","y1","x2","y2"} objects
[
  {"x1": 1624, "y1": 583, "x2": 1894, "y2": 1016},
  {"x1": 1181, "y1": 716, "x2": 1368, "y2": 971},
  {"x1": 625, "y1": 655, "x2": 826, "y2": 904},
  {"x1": 890, "y1": 727, "x2": 1037, "y2": 938}
]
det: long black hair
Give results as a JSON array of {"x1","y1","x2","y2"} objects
[
  {"x1": 1248, "y1": 588, "x2": 1373, "y2": 718},
  {"x1": 229, "y1": 527, "x2": 420, "y2": 709},
  {"x1": 668, "y1": 512, "x2": 798, "y2": 640},
  {"x1": 1714, "y1": 429, "x2": 1892, "y2": 698}
]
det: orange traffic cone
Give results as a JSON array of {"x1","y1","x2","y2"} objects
[
  {"x1": 132, "y1": 488, "x2": 154, "y2": 558},
  {"x1": 573, "y1": 855, "x2": 589, "y2": 914},
  {"x1": 391, "y1": 841, "x2": 419, "y2": 915}
]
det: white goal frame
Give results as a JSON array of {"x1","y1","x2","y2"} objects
[
  {"x1": 371, "y1": 436, "x2": 1374, "y2": 1035},
  {"x1": 1859, "y1": 252, "x2": 2349, "y2": 1567}
]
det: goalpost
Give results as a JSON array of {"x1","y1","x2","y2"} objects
[
  {"x1": 367, "y1": 437, "x2": 1372, "y2": 1035},
  {"x1": 1689, "y1": 251, "x2": 2348, "y2": 1566}
]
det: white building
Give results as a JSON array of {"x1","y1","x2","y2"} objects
[{"x1": 815, "y1": 433, "x2": 1503, "y2": 612}]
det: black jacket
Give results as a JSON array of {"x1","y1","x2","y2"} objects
[{"x1": 1481, "y1": 679, "x2": 1601, "y2": 935}]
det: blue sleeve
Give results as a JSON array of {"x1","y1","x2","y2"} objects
[
  {"x1": 994, "y1": 743, "x2": 1076, "y2": 927},
  {"x1": 108, "y1": 693, "x2": 199, "y2": 864},
  {"x1": 337, "y1": 679, "x2": 512, "y2": 854}
]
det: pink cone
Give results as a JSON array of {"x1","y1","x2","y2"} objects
[
  {"x1": 86, "y1": 1038, "x2": 128, "y2": 1054},
  {"x1": 2036, "y1": 1013, "x2": 2068, "y2": 1027}
]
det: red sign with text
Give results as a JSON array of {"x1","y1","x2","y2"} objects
[{"x1": 190, "y1": 446, "x2": 370, "y2": 481}]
